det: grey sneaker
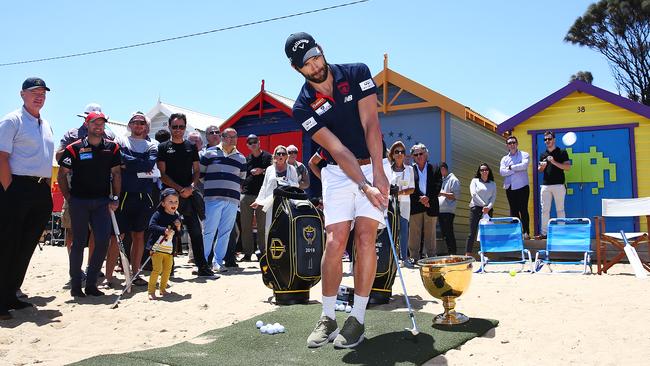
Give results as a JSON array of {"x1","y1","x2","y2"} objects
[
  {"x1": 307, "y1": 316, "x2": 339, "y2": 348},
  {"x1": 333, "y1": 316, "x2": 365, "y2": 348}
]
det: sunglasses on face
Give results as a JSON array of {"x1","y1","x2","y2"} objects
[
  {"x1": 171, "y1": 125, "x2": 186, "y2": 130},
  {"x1": 412, "y1": 152, "x2": 424, "y2": 157},
  {"x1": 393, "y1": 150, "x2": 405, "y2": 155},
  {"x1": 207, "y1": 130, "x2": 220, "y2": 135},
  {"x1": 506, "y1": 141, "x2": 517, "y2": 145},
  {"x1": 288, "y1": 151, "x2": 298, "y2": 155},
  {"x1": 275, "y1": 152, "x2": 287, "y2": 156},
  {"x1": 544, "y1": 137, "x2": 553, "y2": 141},
  {"x1": 247, "y1": 140, "x2": 259, "y2": 145},
  {"x1": 480, "y1": 168, "x2": 489, "y2": 172}
]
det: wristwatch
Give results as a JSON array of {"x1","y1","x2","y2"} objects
[
  {"x1": 358, "y1": 178, "x2": 371, "y2": 194},
  {"x1": 110, "y1": 195, "x2": 119, "y2": 202}
]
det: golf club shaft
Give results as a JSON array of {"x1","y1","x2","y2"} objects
[
  {"x1": 384, "y1": 214, "x2": 418, "y2": 331},
  {"x1": 111, "y1": 255, "x2": 152, "y2": 308}
]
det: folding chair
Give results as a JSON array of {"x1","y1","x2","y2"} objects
[
  {"x1": 534, "y1": 218, "x2": 592, "y2": 274},
  {"x1": 477, "y1": 217, "x2": 533, "y2": 273},
  {"x1": 594, "y1": 198, "x2": 650, "y2": 275}
]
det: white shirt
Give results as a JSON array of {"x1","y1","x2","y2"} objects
[
  {"x1": 391, "y1": 165, "x2": 415, "y2": 219},
  {"x1": 416, "y1": 164, "x2": 428, "y2": 195},
  {"x1": 0, "y1": 107, "x2": 54, "y2": 178}
]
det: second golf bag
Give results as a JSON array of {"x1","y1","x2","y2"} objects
[
  {"x1": 260, "y1": 185, "x2": 324, "y2": 305},
  {"x1": 350, "y1": 186, "x2": 401, "y2": 305}
]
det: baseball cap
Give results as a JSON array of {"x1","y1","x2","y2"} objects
[
  {"x1": 284, "y1": 32, "x2": 322, "y2": 68},
  {"x1": 85, "y1": 111, "x2": 108, "y2": 124},
  {"x1": 129, "y1": 111, "x2": 148, "y2": 124},
  {"x1": 77, "y1": 103, "x2": 102, "y2": 118},
  {"x1": 22, "y1": 77, "x2": 50, "y2": 91},
  {"x1": 287, "y1": 144, "x2": 298, "y2": 152}
]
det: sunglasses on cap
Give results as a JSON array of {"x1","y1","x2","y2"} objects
[
  {"x1": 207, "y1": 130, "x2": 220, "y2": 135},
  {"x1": 171, "y1": 124, "x2": 186, "y2": 130}
]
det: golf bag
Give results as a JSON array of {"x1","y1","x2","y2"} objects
[
  {"x1": 260, "y1": 185, "x2": 324, "y2": 305},
  {"x1": 350, "y1": 186, "x2": 401, "y2": 305}
]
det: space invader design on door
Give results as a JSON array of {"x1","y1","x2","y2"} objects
[{"x1": 565, "y1": 146, "x2": 617, "y2": 195}]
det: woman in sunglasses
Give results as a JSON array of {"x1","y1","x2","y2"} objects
[
  {"x1": 388, "y1": 141, "x2": 415, "y2": 266},
  {"x1": 251, "y1": 145, "x2": 300, "y2": 220},
  {"x1": 465, "y1": 163, "x2": 496, "y2": 256}
]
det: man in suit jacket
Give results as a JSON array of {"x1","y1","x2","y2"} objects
[{"x1": 408, "y1": 143, "x2": 442, "y2": 264}]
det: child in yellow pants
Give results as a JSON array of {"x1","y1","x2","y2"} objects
[{"x1": 146, "y1": 188, "x2": 182, "y2": 300}]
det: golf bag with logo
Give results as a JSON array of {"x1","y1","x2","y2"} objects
[
  {"x1": 260, "y1": 185, "x2": 324, "y2": 305},
  {"x1": 350, "y1": 186, "x2": 401, "y2": 305}
]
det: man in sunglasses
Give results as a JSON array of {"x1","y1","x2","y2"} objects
[
  {"x1": 106, "y1": 112, "x2": 158, "y2": 287},
  {"x1": 499, "y1": 136, "x2": 531, "y2": 239},
  {"x1": 239, "y1": 134, "x2": 272, "y2": 262},
  {"x1": 286, "y1": 32, "x2": 390, "y2": 348},
  {"x1": 287, "y1": 144, "x2": 310, "y2": 190},
  {"x1": 157, "y1": 113, "x2": 215, "y2": 278},
  {"x1": 537, "y1": 131, "x2": 571, "y2": 239}
]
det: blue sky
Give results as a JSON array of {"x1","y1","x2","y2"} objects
[{"x1": 0, "y1": 0, "x2": 616, "y2": 140}]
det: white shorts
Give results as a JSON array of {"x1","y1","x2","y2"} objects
[{"x1": 321, "y1": 159, "x2": 391, "y2": 228}]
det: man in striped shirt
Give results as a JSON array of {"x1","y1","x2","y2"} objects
[{"x1": 199, "y1": 128, "x2": 246, "y2": 273}]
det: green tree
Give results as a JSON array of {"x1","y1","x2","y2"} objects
[
  {"x1": 570, "y1": 71, "x2": 595, "y2": 84},
  {"x1": 565, "y1": 0, "x2": 650, "y2": 104}
]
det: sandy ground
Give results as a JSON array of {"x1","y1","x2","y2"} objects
[{"x1": 1, "y1": 246, "x2": 649, "y2": 366}]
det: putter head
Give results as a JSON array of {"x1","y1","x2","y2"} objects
[
  {"x1": 406, "y1": 327, "x2": 420, "y2": 336},
  {"x1": 110, "y1": 302, "x2": 119, "y2": 309}
]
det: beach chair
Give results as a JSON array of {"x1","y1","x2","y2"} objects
[
  {"x1": 534, "y1": 218, "x2": 592, "y2": 274},
  {"x1": 477, "y1": 217, "x2": 533, "y2": 273},
  {"x1": 594, "y1": 198, "x2": 650, "y2": 275}
]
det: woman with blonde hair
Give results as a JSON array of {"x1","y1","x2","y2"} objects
[{"x1": 388, "y1": 141, "x2": 415, "y2": 266}]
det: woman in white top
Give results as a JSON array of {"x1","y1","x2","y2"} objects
[
  {"x1": 388, "y1": 141, "x2": 415, "y2": 265},
  {"x1": 251, "y1": 145, "x2": 300, "y2": 243},
  {"x1": 466, "y1": 162, "x2": 497, "y2": 256}
]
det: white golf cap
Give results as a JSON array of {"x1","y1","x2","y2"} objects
[{"x1": 77, "y1": 103, "x2": 102, "y2": 117}]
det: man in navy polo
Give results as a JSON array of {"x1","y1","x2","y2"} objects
[
  {"x1": 286, "y1": 32, "x2": 389, "y2": 348},
  {"x1": 57, "y1": 112, "x2": 122, "y2": 298},
  {"x1": 0, "y1": 77, "x2": 54, "y2": 320}
]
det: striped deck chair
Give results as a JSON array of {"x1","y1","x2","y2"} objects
[
  {"x1": 534, "y1": 218, "x2": 592, "y2": 274},
  {"x1": 477, "y1": 217, "x2": 532, "y2": 273}
]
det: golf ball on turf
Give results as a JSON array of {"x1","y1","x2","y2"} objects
[
  {"x1": 268, "y1": 326, "x2": 277, "y2": 335},
  {"x1": 260, "y1": 325, "x2": 269, "y2": 334},
  {"x1": 278, "y1": 325, "x2": 285, "y2": 333},
  {"x1": 256, "y1": 320, "x2": 264, "y2": 328},
  {"x1": 345, "y1": 305, "x2": 352, "y2": 313},
  {"x1": 509, "y1": 270, "x2": 517, "y2": 277}
]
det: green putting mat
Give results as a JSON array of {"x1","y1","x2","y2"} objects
[{"x1": 71, "y1": 304, "x2": 498, "y2": 366}]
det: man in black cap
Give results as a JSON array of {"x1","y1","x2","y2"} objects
[
  {"x1": 0, "y1": 77, "x2": 54, "y2": 319},
  {"x1": 286, "y1": 32, "x2": 389, "y2": 348},
  {"x1": 239, "y1": 134, "x2": 272, "y2": 261}
]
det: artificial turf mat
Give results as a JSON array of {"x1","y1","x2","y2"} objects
[{"x1": 71, "y1": 304, "x2": 498, "y2": 366}]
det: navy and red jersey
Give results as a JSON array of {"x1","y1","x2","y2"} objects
[
  {"x1": 58, "y1": 138, "x2": 121, "y2": 199},
  {"x1": 292, "y1": 63, "x2": 378, "y2": 162}
]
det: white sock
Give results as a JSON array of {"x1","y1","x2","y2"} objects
[
  {"x1": 321, "y1": 295, "x2": 337, "y2": 320},
  {"x1": 350, "y1": 294, "x2": 369, "y2": 324}
]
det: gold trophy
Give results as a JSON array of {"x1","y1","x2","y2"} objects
[{"x1": 418, "y1": 255, "x2": 475, "y2": 325}]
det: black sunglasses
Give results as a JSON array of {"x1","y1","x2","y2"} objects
[
  {"x1": 480, "y1": 168, "x2": 489, "y2": 172},
  {"x1": 275, "y1": 152, "x2": 287, "y2": 156},
  {"x1": 393, "y1": 150, "x2": 405, "y2": 155},
  {"x1": 288, "y1": 151, "x2": 298, "y2": 155},
  {"x1": 171, "y1": 125, "x2": 186, "y2": 130},
  {"x1": 506, "y1": 141, "x2": 517, "y2": 145},
  {"x1": 544, "y1": 137, "x2": 553, "y2": 141},
  {"x1": 247, "y1": 140, "x2": 259, "y2": 145},
  {"x1": 412, "y1": 152, "x2": 424, "y2": 157},
  {"x1": 207, "y1": 130, "x2": 220, "y2": 135}
]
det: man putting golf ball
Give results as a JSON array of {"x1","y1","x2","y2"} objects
[{"x1": 286, "y1": 32, "x2": 390, "y2": 349}]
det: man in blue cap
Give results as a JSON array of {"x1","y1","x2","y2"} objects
[
  {"x1": 0, "y1": 77, "x2": 54, "y2": 320},
  {"x1": 286, "y1": 32, "x2": 389, "y2": 348}
]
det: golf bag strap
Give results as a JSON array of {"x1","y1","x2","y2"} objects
[{"x1": 273, "y1": 186, "x2": 308, "y2": 200}]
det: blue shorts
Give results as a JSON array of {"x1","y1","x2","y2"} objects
[{"x1": 116, "y1": 192, "x2": 154, "y2": 233}]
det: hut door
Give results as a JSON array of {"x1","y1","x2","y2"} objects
[{"x1": 535, "y1": 128, "x2": 634, "y2": 236}]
